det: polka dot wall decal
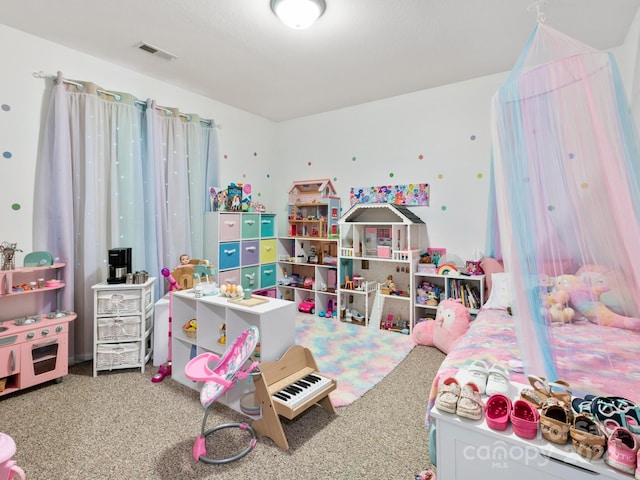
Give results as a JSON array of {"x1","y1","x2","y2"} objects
[
  {"x1": 438, "y1": 174, "x2": 443, "y2": 179},
  {"x1": 333, "y1": 177, "x2": 337, "y2": 182},
  {"x1": 418, "y1": 154, "x2": 424, "y2": 160},
  {"x1": 470, "y1": 135, "x2": 476, "y2": 141},
  {"x1": 266, "y1": 174, "x2": 270, "y2": 178},
  {"x1": 548, "y1": 205, "x2": 555, "y2": 211},
  {"x1": 441, "y1": 205, "x2": 447, "y2": 211},
  {"x1": 242, "y1": 174, "x2": 246, "y2": 178},
  {"x1": 224, "y1": 154, "x2": 228, "y2": 159},
  {"x1": 1, "y1": 104, "x2": 10, "y2": 111},
  {"x1": 352, "y1": 156, "x2": 356, "y2": 161},
  {"x1": 3, "y1": 152, "x2": 12, "y2": 159},
  {"x1": 581, "y1": 182, "x2": 589, "y2": 189},
  {"x1": 308, "y1": 162, "x2": 312, "y2": 166},
  {"x1": 477, "y1": 173, "x2": 483, "y2": 179},
  {"x1": 568, "y1": 153, "x2": 575, "y2": 159},
  {"x1": 11, "y1": 203, "x2": 20, "y2": 211},
  {"x1": 254, "y1": 152, "x2": 257, "y2": 156},
  {"x1": 389, "y1": 172, "x2": 394, "y2": 177}
]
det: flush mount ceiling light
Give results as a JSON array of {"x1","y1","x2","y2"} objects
[{"x1": 270, "y1": 0, "x2": 326, "y2": 29}]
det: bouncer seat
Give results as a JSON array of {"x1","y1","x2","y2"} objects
[{"x1": 184, "y1": 326, "x2": 260, "y2": 464}]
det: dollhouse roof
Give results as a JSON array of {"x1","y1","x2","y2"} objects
[
  {"x1": 338, "y1": 203, "x2": 425, "y2": 225},
  {"x1": 288, "y1": 179, "x2": 337, "y2": 197}
]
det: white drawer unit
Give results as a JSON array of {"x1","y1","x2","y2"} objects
[{"x1": 92, "y1": 278, "x2": 156, "y2": 376}]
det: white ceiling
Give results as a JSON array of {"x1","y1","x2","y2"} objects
[{"x1": 3, "y1": 0, "x2": 639, "y2": 121}]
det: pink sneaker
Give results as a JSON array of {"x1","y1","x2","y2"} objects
[{"x1": 605, "y1": 427, "x2": 638, "y2": 475}]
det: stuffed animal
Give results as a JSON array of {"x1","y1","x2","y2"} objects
[
  {"x1": 413, "y1": 298, "x2": 471, "y2": 353},
  {"x1": 555, "y1": 274, "x2": 640, "y2": 330},
  {"x1": 546, "y1": 290, "x2": 575, "y2": 324}
]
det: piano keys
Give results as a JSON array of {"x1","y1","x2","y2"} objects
[{"x1": 271, "y1": 373, "x2": 334, "y2": 409}]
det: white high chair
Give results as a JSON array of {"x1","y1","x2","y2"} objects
[{"x1": 184, "y1": 326, "x2": 260, "y2": 464}]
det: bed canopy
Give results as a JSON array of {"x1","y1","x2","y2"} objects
[{"x1": 488, "y1": 22, "x2": 640, "y2": 387}]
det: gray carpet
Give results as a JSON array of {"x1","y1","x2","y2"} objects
[{"x1": 0, "y1": 345, "x2": 443, "y2": 479}]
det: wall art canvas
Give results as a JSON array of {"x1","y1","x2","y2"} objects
[{"x1": 349, "y1": 183, "x2": 429, "y2": 206}]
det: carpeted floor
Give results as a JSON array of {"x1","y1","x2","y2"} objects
[{"x1": 0, "y1": 331, "x2": 444, "y2": 479}]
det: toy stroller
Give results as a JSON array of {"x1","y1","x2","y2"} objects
[{"x1": 184, "y1": 326, "x2": 260, "y2": 464}]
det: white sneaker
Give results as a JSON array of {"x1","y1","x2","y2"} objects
[{"x1": 485, "y1": 363, "x2": 510, "y2": 396}]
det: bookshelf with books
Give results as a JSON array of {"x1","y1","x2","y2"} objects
[{"x1": 414, "y1": 271, "x2": 485, "y2": 321}]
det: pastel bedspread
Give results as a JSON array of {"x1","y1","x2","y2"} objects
[{"x1": 426, "y1": 307, "x2": 640, "y2": 426}]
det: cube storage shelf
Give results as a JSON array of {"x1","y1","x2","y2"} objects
[
  {"x1": 170, "y1": 290, "x2": 296, "y2": 416},
  {"x1": 203, "y1": 212, "x2": 277, "y2": 293},
  {"x1": 92, "y1": 278, "x2": 155, "y2": 376}
]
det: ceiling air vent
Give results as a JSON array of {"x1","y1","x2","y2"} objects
[{"x1": 136, "y1": 41, "x2": 178, "y2": 61}]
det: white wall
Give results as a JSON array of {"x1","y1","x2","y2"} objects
[{"x1": 1, "y1": 22, "x2": 636, "y2": 267}]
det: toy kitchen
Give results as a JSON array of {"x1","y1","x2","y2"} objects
[{"x1": 0, "y1": 263, "x2": 76, "y2": 397}]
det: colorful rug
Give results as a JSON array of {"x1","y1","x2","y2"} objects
[{"x1": 295, "y1": 314, "x2": 416, "y2": 407}]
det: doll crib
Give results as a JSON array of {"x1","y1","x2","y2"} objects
[{"x1": 184, "y1": 326, "x2": 260, "y2": 464}]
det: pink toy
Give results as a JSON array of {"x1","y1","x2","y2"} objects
[
  {"x1": 413, "y1": 298, "x2": 471, "y2": 353},
  {"x1": 555, "y1": 274, "x2": 640, "y2": 331},
  {"x1": 0, "y1": 433, "x2": 25, "y2": 480}
]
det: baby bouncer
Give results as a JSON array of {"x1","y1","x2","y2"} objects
[{"x1": 184, "y1": 326, "x2": 260, "y2": 464}]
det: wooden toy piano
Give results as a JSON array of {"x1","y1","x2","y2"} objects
[{"x1": 252, "y1": 344, "x2": 337, "y2": 450}]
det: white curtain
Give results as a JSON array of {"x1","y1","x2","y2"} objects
[{"x1": 33, "y1": 74, "x2": 219, "y2": 361}]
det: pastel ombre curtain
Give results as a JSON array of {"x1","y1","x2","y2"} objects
[
  {"x1": 490, "y1": 24, "x2": 640, "y2": 389},
  {"x1": 33, "y1": 73, "x2": 219, "y2": 361}
]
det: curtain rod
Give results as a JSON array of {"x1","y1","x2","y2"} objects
[{"x1": 33, "y1": 70, "x2": 222, "y2": 128}]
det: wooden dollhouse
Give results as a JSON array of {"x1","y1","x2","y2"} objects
[{"x1": 287, "y1": 179, "x2": 340, "y2": 238}]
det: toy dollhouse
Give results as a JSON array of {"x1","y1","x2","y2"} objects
[{"x1": 287, "y1": 179, "x2": 340, "y2": 238}]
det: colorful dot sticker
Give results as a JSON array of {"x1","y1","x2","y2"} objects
[
  {"x1": 224, "y1": 154, "x2": 228, "y2": 159},
  {"x1": 266, "y1": 174, "x2": 270, "y2": 178},
  {"x1": 352, "y1": 156, "x2": 357, "y2": 161},
  {"x1": 1, "y1": 104, "x2": 10, "y2": 111},
  {"x1": 307, "y1": 162, "x2": 312, "y2": 166},
  {"x1": 11, "y1": 203, "x2": 20, "y2": 211},
  {"x1": 418, "y1": 154, "x2": 424, "y2": 160},
  {"x1": 477, "y1": 173, "x2": 483, "y2": 179},
  {"x1": 333, "y1": 177, "x2": 338, "y2": 182},
  {"x1": 581, "y1": 182, "x2": 589, "y2": 189},
  {"x1": 441, "y1": 205, "x2": 447, "y2": 211},
  {"x1": 389, "y1": 172, "x2": 394, "y2": 178},
  {"x1": 438, "y1": 174, "x2": 444, "y2": 179},
  {"x1": 3, "y1": 152, "x2": 12, "y2": 159},
  {"x1": 470, "y1": 135, "x2": 476, "y2": 141},
  {"x1": 242, "y1": 173, "x2": 246, "y2": 178},
  {"x1": 253, "y1": 152, "x2": 257, "y2": 156},
  {"x1": 548, "y1": 205, "x2": 555, "y2": 211},
  {"x1": 568, "y1": 153, "x2": 574, "y2": 159}
]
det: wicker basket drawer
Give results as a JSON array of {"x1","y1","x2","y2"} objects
[
  {"x1": 97, "y1": 316, "x2": 141, "y2": 341},
  {"x1": 97, "y1": 290, "x2": 150, "y2": 315},
  {"x1": 96, "y1": 343, "x2": 140, "y2": 370}
]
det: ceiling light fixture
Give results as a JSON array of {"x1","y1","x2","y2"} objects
[{"x1": 270, "y1": 0, "x2": 326, "y2": 29}]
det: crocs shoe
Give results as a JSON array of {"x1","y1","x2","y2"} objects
[
  {"x1": 605, "y1": 427, "x2": 638, "y2": 475},
  {"x1": 570, "y1": 413, "x2": 606, "y2": 461},
  {"x1": 467, "y1": 360, "x2": 489, "y2": 395},
  {"x1": 485, "y1": 394, "x2": 512, "y2": 431},
  {"x1": 485, "y1": 363, "x2": 510, "y2": 396},
  {"x1": 540, "y1": 398, "x2": 573, "y2": 444},
  {"x1": 435, "y1": 377, "x2": 461, "y2": 414},
  {"x1": 456, "y1": 382, "x2": 484, "y2": 420},
  {"x1": 511, "y1": 399, "x2": 540, "y2": 439}
]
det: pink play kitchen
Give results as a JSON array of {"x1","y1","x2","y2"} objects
[{"x1": 0, "y1": 244, "x2": 75, "y2": 397}]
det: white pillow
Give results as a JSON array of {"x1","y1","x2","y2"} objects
[{"x1": 483, "y1": 272, "x2": 511, "y2": 310}]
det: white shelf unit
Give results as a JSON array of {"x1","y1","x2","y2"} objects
[
  {"x1": 337, "y1": 204, "x2": 427, "y2": 333},
  {"x1": 92, "y1": 278, "x2": 156, "y2": 376},
  {"x1": 170, "y1": 290, "x2": 296, "y2": 415},
  {"x1": 203, "y1": 211, "x2": 277, "y2": 294},
  {"x1": 414, "y1": 271, "x2": 485, "y2": 322},
  {"x1": 276, "y1": 237, "x2": 339, "y2": 317},
  {"x1": 432, "y1": 402, "x2": 626, "y2": 480}
]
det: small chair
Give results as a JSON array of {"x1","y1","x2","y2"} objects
[
  {"x1": 23, "y1": 251, "x2": 54, "y2": 267},
  {"x1": 344, "y1": 275, "x2": 354, "y2": 289},
  {"x1": 185, "y1": 326, "x2": 260, "y2": 464}
]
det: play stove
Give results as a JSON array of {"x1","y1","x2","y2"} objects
[{"x1": 0, "y1": 312, "x2": 75, "y2": 393}]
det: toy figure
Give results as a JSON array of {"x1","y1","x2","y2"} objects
[{"x1": 176, "y1": 253, "x2": 190, "y2": 269}]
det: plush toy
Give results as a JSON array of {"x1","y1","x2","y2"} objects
[
  {"x1": 546, "y1": 290, "x2": 575, "y2": 324},
  {"x1": 555, "y1": 274, "x2": 640, "y2": 330},
  {"x1": 413, "y1": 298, "x2": 471, "y2": 353}
]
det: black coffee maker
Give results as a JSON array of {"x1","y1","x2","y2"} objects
[{"x1": 107, "y1": 247, "x2": 132, "y2": 284}]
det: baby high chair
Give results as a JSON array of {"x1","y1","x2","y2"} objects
[{"x1": 184, "y1": 326, "x2": 260, "y2": 464}]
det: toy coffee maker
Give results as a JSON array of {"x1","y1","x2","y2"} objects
[{"x1": 107, "y1": 247, "x2": 132, "y2": 284}]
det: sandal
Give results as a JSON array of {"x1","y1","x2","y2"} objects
[
  {"x1": 456, "y1": 382, "x2": 484, "y2": 421},
  {"x1": 572, "y1": 396, "x2": 594, "y2": 414},
  {"x1": 548, "y1": 380, "x2": 572, "y2": 404},
  {"x1": 485, "y1": 364, "x2": 510, "y2": 396},
  {"x1": 435, "y1": 377, "x2": 461, "y2": 414},
  {"x1": 467, "y1": 360, "x2": 489, "y2": 395},
  {"x1": 510, "y1": 399, "x2": 540, "y2": 439},
  {"x1": 520, "y1": 375, "x2": 550, "y2": 408},
  {"x1": 540, "y1": 398, "x2": 573, "y2": 444},
  {"x1": 485, "y1": 393, "x2": 512, "y2": 431},
  {"x1": 570, "y1": 413, "x2": 606, "y2": 461},
  {"x1": 591, "y1": 396, "x2": 640, "y2": 435}
]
